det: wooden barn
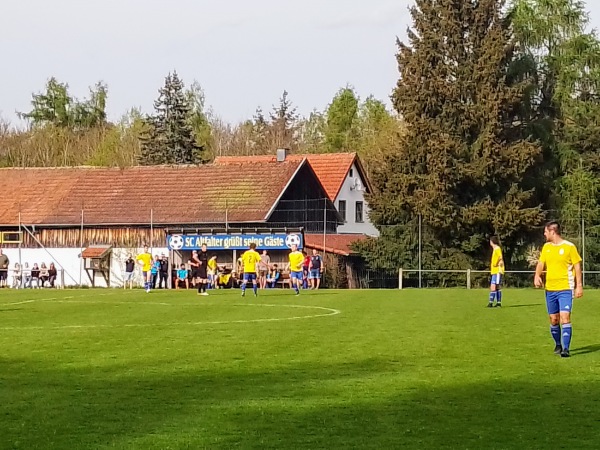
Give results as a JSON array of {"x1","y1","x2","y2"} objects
[{"x1": 0, "y1": 158, "x2": 340, "y2": 287}]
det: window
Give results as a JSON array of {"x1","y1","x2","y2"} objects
[
  {"x1": 349, "y1": 168, "x2": 354, "y2": 177},
  {"x1": 355, "y1": 201, "x2": 364, "y2": 223},
  {"x1": 338, "y1": 200, "x2": 347, "y2": 222}
]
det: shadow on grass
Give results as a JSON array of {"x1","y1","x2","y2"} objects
[
  {"x1": 572, "y1": 343, "x2": 600, "y2": 355},
  {"x1": 2, "y1": 356, "x2": 600, "y2": 449},
  {"x1": 505, "y1": 303, "x2": 541, "y2": 308}
]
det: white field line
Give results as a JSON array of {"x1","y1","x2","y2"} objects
[{"x1": 0, "y1": 302, "x2": 341, "y2": 331}]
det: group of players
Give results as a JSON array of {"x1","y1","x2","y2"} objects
[
  {"x1": 489, "y1": 221, "x2": 583, "y2": 358},
  {"x1": 135, "y1": 242, "x2": 316, "y2": 297}
]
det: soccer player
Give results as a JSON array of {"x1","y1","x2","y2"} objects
[
  {"x1": 488, "y1": 236, "x2": 504, "y2": 308},
  {"x1": 534, "y1": 221, "x2": 583, "y2": 358},
  {"x1": 136, "y1": 245, "x2": 153, "y2": 293},
  {"x1": 286, "y1": 244, "x2": 304, "y2": 295},
  {"x1": 197, "y1": 244, "x2": 210, "y2": 296},
  {"x1": 240, "y1": 243, "x2": 261, "y2": 297},
  {"x1": 207, "y1": 255, "x2": 218, "y2": 289}
]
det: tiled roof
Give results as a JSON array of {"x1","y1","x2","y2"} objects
[
  {"x1": 215, "y1": 153, "x2": 360, "y2": 200},
  {"x1": 304, "y1": 233, "x2": 368, "y2": 256},
  {"x1": 81, "y1": 246, "x2": 112, "y2": 258},
  {"x1": 0, "y1": 162, "x2": 305, "y2": 226}
]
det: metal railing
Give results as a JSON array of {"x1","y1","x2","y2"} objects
[
  {"x1": 0, "y1": 269, "x2": 66, "y2": 289},
  {"x1": 398, "y1": 269, "x2": 600, "y2": 289}
]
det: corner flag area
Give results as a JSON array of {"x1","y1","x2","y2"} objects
[{"x1": 1, "y1": 289, "x2": 599, "y2": 448}]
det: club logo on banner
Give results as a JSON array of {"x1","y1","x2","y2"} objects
[{"x1": 166, "y1": 234, "x2": 303, "y2": 251}]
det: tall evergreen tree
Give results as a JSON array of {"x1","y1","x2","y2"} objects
[
  {"x1": 140, "y1": 72, "x2": 202, "y2": 165},
  {"x1": 367, "y1": 0, "x2": 544, "y2": 269},
  {"x1": 324, "y1": 87, "x2": 359, "y2": 152}
]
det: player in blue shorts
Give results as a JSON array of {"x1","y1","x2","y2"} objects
[
  {"x1": 286, "y1": 244, "x2": 304, "y2": 295},
  {"x1": 534, "y1": 222, "x2": 583, "y2": 358},
  {"x1": 240, "y1": 243, "x2": 261, "y2": 297}
]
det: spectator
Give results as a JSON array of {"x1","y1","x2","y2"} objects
[
  {"x1": 23, "y1": 262, "x2": 32, "y2": 288},
  {"x1": 12, "y1": 263, "x2": 22, "y2": 289},
  {"x1": 159, "y1": 254, "x2": 169, "y2": 289},
  {"x1": 207, "y1": 255, "x2": 218, "y2": 289},
  {"x1": 258, "y1": 250, "x2": 271, "y2": 289},
  {"x1": 176, "y1": 264, "x2": 189, "y2": 290},
  {"x1": 48, "y1": 263, "x2": 58, "y2": 288},
  {"x1": 0, "y1": 248, "x2": 9, "y2": 288},
  {"x1": 266, "y1": 264, "x2": 281, "y2": 288},
  {"x1": 31, "y1": 263, "x2": 40, "y2": 288},
  {"x1": 39, "y1": 263, "x2": 50, "y2": 287},
  {"x1": 309, "y1": 249, "x2": 324, "y2": 290},
  {"x1": 124, "y1": 255, "x2": 135, "y2": 289},
  {"x1": 151, "y1": 255, "x2": 160, "y2": 289},
  {"x1": 302, "y1": 251, "x2": 311, "y2": 289}
]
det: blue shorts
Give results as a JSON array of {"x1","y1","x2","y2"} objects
[
  {"x1": 243, "y1": 273, "x2": 257, "y2": 282},
  {"x1": 291, "y1": 271, "x2": 303, "y2": 280},
  {"x1": 309, "y1": 269, "x2": 321, "y2": 279},
  {"x1": 546, "y1": 290, "x2": 573, "y2": 314},
  {"x1": 490, "y1": 273, "x2": 502, "y2": 286}
]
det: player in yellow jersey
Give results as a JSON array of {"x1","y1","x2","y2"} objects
[
  {"x1": 286, "y1": 244, "x2": 304, "y2": 295},
  {"x1": 240, "y1": 243, "x2": 261, "y2": 297},
  {"x1": 136, "y1": 245, "x2": 153, "y2": 293},
  {"x1": 534, "y1": 221, "x2": 583, "y2": 358},
  {"x1": 488, "y1": 236, "x2": 505, "y2": 308}
]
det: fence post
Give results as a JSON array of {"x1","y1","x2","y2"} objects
[
  {"x1": 398, "y1": 268, "x2": 403, "y2": 290},
  {"x1": 467, "y1": 269, "x2": 471, "y2": 290}
]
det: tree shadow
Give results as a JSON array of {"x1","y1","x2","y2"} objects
[{"x1": 2, "y1": 356, "x2": 600, "y2": 449}]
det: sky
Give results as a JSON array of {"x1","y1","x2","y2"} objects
[{"x1": 1, "y1": 0, "x2": 599, "y2": 126}]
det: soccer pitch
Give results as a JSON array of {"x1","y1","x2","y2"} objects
[{"x1": 1, "y1": 289, "x2": 599, "y2": 449}]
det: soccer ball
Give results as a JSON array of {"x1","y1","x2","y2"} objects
[
  {"x1": 285, "y1": 234, "x2": 301, "y2": 249},
  {"x1": 169, "y1": 234, "x2": 184, "y2": 250}
]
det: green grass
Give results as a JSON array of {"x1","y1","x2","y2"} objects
[{"x1": 1, "y1": 288, "x2": 600, "y2": 449}]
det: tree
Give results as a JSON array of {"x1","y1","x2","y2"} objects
[
  {"x1": 269, "y1": 90, "x2": 300, "y2": 150},
  {"x1": 140, "y1": 72, "x2": 203, "y2": 165},
  {"x1": 19, "y1": 78, "x2": 107, "y2": 129},
  {"x1": 324, "y1": 87, "x2": 359, "y2": 152},
  {"x1": 367, "y1": 0, "x2": 544, "y2": 270},
  {"x1": 186, "y1": 81, "x2": 213, "y2": 161}
]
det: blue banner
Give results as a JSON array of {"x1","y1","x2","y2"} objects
[{"x1": 166, "y1": 233, "x2": 303, "y2": 251}]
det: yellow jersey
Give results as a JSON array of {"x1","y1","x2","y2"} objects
[
  {"x1": 136, "y1": 252, "x2": 152, "y2": 272},
  {"x1": 539, "y1": 241, "x2": 582, "y2": 291},
  {"x1": 490, "y1": 247, "x2": 504, "y2": 275},
  {"x1": 208, "y1": 258, "x2": 217, "y2": 273},
  {"x1": 288, "y1": 251, "x2": 304, "y2": 272},
  {"x1": 241, "y1": 250, "x2": 261, "y2": 274}
]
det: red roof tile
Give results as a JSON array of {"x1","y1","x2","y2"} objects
[
  {"x1": 215, "y1": 153, "x2": 360, "y2": 200},
  {"x1": 304, "y1": 233, "x2": 368, "y2": 256},
  {"x1": 0, "y1": 162, "x2": 305, "y2": 226}
]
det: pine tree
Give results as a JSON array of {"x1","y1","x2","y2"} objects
[
  {"x1": 324, "y1": 87, "x2": 359, "y2": 152},
  {"x1": 140, "y1": 72, "x2": 202, "y2": 165},
  {"x1": 269, "y1": 90, "x2": 299, "y2": 150},
  {"x1": 367, "y1": 0, "x2": 544, "y2": 269}
]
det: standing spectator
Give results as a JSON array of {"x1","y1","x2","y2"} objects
[
  {"x1": 207, "y1": 255, "x2": 218, "y2": 289},
  {"x1": 23, "y1": 262, "x2": 32, "y2": 288},
  {"x1": 189, "y1": 251, "x2": 200, "y2": 288},
  {"x1": 0, "y1": 248, "x2": 9, "y2": 288},
  {"x1": 48, "y1": 263, "x2": 58, "y2": 288},
  {"x1": 12, "y1": 263, "x2": 22, "y2": 289},
  {"x1": 258, "y1": 250, "x2": 271, "y2": 289},
  {"x1": 31, "y1": 263, "x2": 40, "y2": 288},
  {"x1": 39, "y1": 263, "x2": 50, "y2": 287},
  {"x1": 124, "y1": 255, "x2": 135, "y2": 289},
  {"x1": 176, "y1": 264, "x2": 189, "y2": 290},
  {"x1": 309, "y1": 249, "x2": 324, "y2": 290},
  {"x1": 151, "y1": 255, "x2": 160, "y2": 289},
  {"x1": 159, "y1": 254, "x2": 169, "y2": 289},
  {"x1": 302, "y1": 251, "x2": 311, "y2": 289}
]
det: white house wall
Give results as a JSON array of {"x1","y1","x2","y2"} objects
[
  {"x1": 335, "y1": 163, "x2": 379, "y2": 236},
  {"x1": 2, "y1": 247, "x2": 168, "y2": 288}
]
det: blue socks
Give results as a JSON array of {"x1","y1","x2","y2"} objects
[
  {"x1": 241, "y1": 283, "x2": 246, "y2": 294},
  {"x1": 551, "y1": 325, "x2": 561, "y2": 346},
  {"x1": 253, "y1": 284, "x2": 257, "y2": 295},
  {"x1": 489, "y1": 291, "x2": 496, "y2": 304},
  {"x1": 496, "y1": 290, "x2": 502, "y2": 304},
  {"x1": 562, "y1": 323, "x2": 572, "y2": 350}
]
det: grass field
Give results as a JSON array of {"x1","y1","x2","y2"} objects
[{"x1": 1, "y1": 287, "x2": 600, "y2": 449}]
